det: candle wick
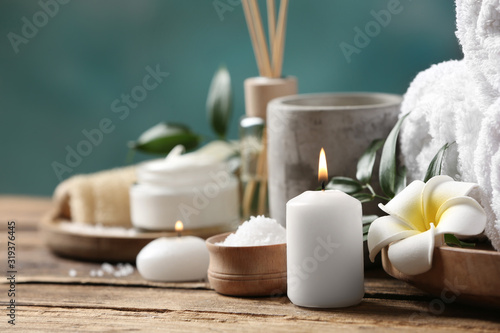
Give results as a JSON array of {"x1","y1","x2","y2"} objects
[
  {"x1": 321, "y1": 181, "x2": 325, "y2": 191},
  {"x1": 177, "y1": 231, "x2": 181, "y2": 238}
]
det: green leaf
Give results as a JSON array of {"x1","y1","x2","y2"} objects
[
  {"x1": 362, "y1": 215, "x2": 378, "y2": 242},
  {"x1": 206, "y1": 66, "x2": 232, "y2": 140},
  {"x1": 424, "y1": 142, "x2": 454, "y2": 182},
  {"x1": 394, "y1": 165, "x2": 407, "y2": 195},
  {"x1": 379, "y1": 113, "x2": 410, "y2": 198},
  {"x1": 352, "y1": 192, "x2": 374, "y2": 203},
  {"x1": 444, "y1": 234, "x2": 475, "y2": 248},
  {"x1": 356, "y1": 139, "x2": 385, "y2": 184},
  {"x1": 326, "y1": 177, "x2": 362, "y2": 194},
  {"x1": 362, "y1": 215, "x2": 378, "y2": 225},
  {"x1": 129, "y1": 122, "x2": 200, "y2": 155}
]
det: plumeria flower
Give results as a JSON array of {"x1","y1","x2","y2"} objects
[{"x1": 368, "y1": 175, "x2": 486, "y2": 275}]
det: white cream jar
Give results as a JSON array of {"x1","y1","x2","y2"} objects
[{"x1": 130, "y1": 145, "x2": 240, "y2": 231}]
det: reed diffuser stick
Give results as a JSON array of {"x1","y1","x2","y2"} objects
[
  {"x1": 273, "y1": 0, "x2": 289, "y2": 78},
  {"x1": 267, "y1": 0, "x2": 276, "y2": 57},
  {"x1": 243, "y1": 0, "x2": 288, "y2": 78},
  {"x1": 242, "y1": 0, "x2": 265, "y2": 76},
  {"x1": 243, "y1": 178, "x2": 257, "y2": 219},
  {"x1": 257, "y1": 129, "x2": 268, "y2": 214},
  {"x1": 249, "y1": 0, "x2": 272, "y2": 77}
]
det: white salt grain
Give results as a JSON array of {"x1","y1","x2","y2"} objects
[
  {"x1": 101, "y1": 262, "x2": 115, "y2": 274},
  {"x1": 121, "y1": 263, "x2": 134, "y2": 276},
  {"x1": 68, "y1": 269, "x2": 77, "y2": 277},
  {"x1": 88, "y1": 263, "x2": 135, "y2": 278},
  {"x1": 218, "y1": 215, "x2": 286, "y2": 246}
]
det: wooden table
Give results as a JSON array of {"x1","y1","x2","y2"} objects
[{"x1": 1, "y1": 196, "x2": 499, "y2": 332}]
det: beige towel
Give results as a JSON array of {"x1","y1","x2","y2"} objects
[{"x1": 52, "y1": 166, "x2": 136, "y2": 227}]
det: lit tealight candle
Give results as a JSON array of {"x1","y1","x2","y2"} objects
[
  {"x1": 136, "y1": 221, "x2": 209, "y2": 282},
  {"x1": 286, "y1": 148, "x2": 364, "y2": 308}
]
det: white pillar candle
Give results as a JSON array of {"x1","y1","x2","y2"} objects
[
  {"x1": 286, "y1": 148, "x2": 364, "y2": 308},
  {"x1": 136, "y1": 221, "x2": 209, "y2": 282}
]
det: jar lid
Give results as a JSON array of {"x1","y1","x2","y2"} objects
[{"x1": 136, "y1": 148, "x2": 229, "y2": 187}]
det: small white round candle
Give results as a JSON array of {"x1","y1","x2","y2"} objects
[
  {"x1": 286, "y1": 148, "x2": 364, "y2": 308},
  {"x1": 136, "y1": 222, "x2": 209, "y2": 281}
]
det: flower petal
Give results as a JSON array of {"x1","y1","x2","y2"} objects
[
  {"x1": 367, "y1": 216, "x2": 420, "y2": 262},
  {"x1": 422, "y1": 175, "x2": 479, "y2": 229},
  {"x1": 387, "y1": 224, "x2": 436, "y2": 275},
  {"x1": 434, "y1": 196, "x2": 487, "y2": 236},
  {"x1": 379, "y1": 180, "x2": 426, "y2": 232}
]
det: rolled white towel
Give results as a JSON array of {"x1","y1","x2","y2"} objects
[
  {"x1": 400, "y1": 0, "x2": 500, "y2": 250},
  {"x1": 400, "y1": 60, "x2": 472, "y2": 181},
  {"x1": 474, "y1": 98, "x2": 500, "y2": 250},
  {"x1": 456, "y1": 0, "x2": 500, "y2": 100}
]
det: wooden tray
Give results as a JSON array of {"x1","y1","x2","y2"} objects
[
  {"x1": 382, "y1": 245, "x2": 500, "y2": 308},
  {"x1": 40, "y1": 215, "x2": 236, "y2": 263}
]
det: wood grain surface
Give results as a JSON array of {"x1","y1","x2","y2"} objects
[{"x1": 1, "y1": 196, "x2": 499, "y2": 332}]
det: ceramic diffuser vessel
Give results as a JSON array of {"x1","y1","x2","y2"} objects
[{"x1": 206, "y1": 232, "x2": 287, "y2": 297}]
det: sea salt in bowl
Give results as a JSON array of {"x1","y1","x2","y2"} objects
[{"x1": 206, "y1": 217, "x2": 287, "y2": 297}]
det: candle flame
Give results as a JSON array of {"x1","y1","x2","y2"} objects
[
  {"x1": 318, "y1": 148, "x2": 328, "y2": 185},
  {"x1": 175, "y1": 220, "x2": 184, "y2": 233}
]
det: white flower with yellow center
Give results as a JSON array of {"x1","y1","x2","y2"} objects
[{"x1": 368, "y1": 175, "x2": 486, "y2": 275}]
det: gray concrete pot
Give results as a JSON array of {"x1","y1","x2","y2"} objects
[{"x1": 267, "y1": 92, "x2": 402, "y2": 228}]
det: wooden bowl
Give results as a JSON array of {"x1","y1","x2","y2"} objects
[
  {"x1": 382, "y1": 245, "x2": 500, "y2": 308},
  {"x1": 206, "y1": 232, "x2": 287, "y2": 297}
]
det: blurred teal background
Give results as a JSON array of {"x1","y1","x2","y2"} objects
[{"x1": 0, "y1": 0, "x2": 461, "y2": 196}]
